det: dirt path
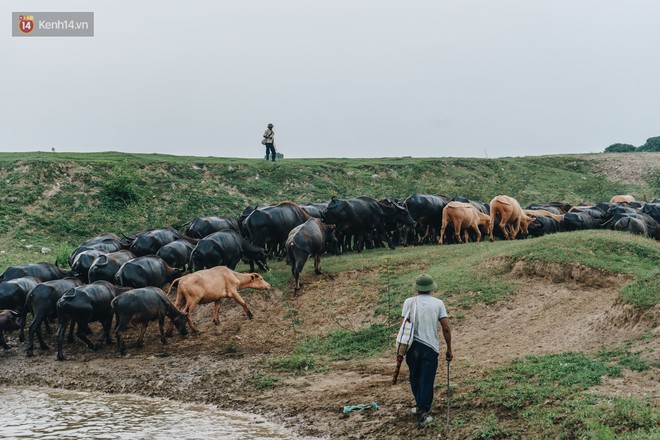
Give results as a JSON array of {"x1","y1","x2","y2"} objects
[{"x1": 0, "y1": 261, "x2": 656, "y2": 439}]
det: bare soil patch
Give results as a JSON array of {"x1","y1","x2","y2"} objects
[
  {"x1": 575, "y1": 152, "x2": 659, "y2": 187},
  {"x1": 0, "y1": 261, "x2": 655, "y2": 439}
]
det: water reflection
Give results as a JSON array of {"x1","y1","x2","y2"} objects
[{"x1": 0, "y1": 387, "x2": 302, "y2": 439}]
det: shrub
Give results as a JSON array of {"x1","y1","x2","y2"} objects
[
  {"x1": 100, "y1": 164, "x2": 142, "y2": 207},
  {"x1": 605, "y1": 143, "x2": 637, "y2": 153},
  {"x1": 637, "y1": 136, "x2": 660, "y2": 152}
]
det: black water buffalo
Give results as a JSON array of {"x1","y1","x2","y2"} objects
[
  {"x1": 129, "y1": 228, "x2": 182, "y2": 257},
  {"x1": 111, "y1": 287, "x2": 188, "y2": 355},
  {"x1": 115, "y1": 255, "x2": 182, "y2": 289},
  {"x1": 378, "y1": 198, "x2": 416, "y2": 247},
  {"x1": 70, "y1": 249, "x2": 105, "y2": 283},
  {"x1": 403, "y1": 194, "x2": 449, "y2": 244},
  {"x1": 285, "y1": 218, "x2": 339, "y2": 292},
  {"x1": 561, "y1": 212, "x2": 602, "y2": 231},
  {"x1": 88, "y1": 250, "x2": 136, "y2": 283},
  {"x1": 0, "y1": 263, "x2": 73, "y2": 283},
  {"x1": 0, "y1": 310, "x2": 21, "y2": 349},
  {"x1": 23, "y1": 278, "x2": 84, "y2": 357},
  {"x1": 56, "y1": 281, "x2": 130, "y2": 361},
  {"x1": 323, "y1": 196, "x2": 394, "y2": 252},
  {"x1": 237, "y1": 205, "x2": 267, "y2": 237},
  {"x1": 605, "y1": 212, "x2": 659, "y2": 240},
  {"x1": 244, "y1": 202, "x2": 310, "y2": 256},
  {"x1": 613, "y1": 216, "x2": 648, "y2": 236},
  {"x1": 157, "y1": 239, "x2": 197, "y2": 271},
  {"x1": 527, "y1": 215, "x2": 563, "y2": 237},
  {"x1": 451, "y1": 196, "x2": 490, "y2": 214},
  {"x1": 0, "y1": 277, "x2": 40, "y2": 313},
  {"x1": 300, "y1": 203, "x2": 328, "y2": 219},
  {"x1": 641, "y1": 203, "x2": 660, "y2": 223},
  {"x1": 569, "y1": 206, "x2": 606, "y2": 220},
  {"x1": 189, "y1": 230, "x2": 269, "y2": 272},
  {"x1": 182, "y1": 216, "x2": 240, "y2": 238},
  {"x1": 68, "y1": 233, "x2": 124, "y2": 267},
  {"x1": 526, "y1": 203, "x2": 570, "y2": 215}
]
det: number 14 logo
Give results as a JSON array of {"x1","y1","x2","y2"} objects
[{"x1": 19, "y1": 15, "x2": 35, "y2": 34}]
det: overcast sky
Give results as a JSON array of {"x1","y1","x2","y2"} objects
[{"x1": 2, "y1": 1, "x2": 659, "y2": 159}]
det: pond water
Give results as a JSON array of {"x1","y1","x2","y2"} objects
[{"x1": 0, "y1": 386, "x2": 308, "y2": 439}]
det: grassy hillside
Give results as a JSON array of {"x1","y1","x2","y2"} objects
[
  {"x1": 0, "y1": 152, "x2": 658, "y2": 439},
  {"x1": 0, "y1": 152, "x2": 657, "y2": 269}
]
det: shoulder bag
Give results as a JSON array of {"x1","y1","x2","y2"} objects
[{"x1": 395, "y1": 298, "x2": 417, "y2": 356}]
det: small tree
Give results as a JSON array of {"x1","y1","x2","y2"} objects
[
  {"x1": 637, "y1": 136, "x2": 660, "y2": 152},
  {"x1": 604, "y1": 143, "x2": 636, "y2": 153}
]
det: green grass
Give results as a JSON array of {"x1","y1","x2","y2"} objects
[
  {"x1": 463, "y1": 352, "x2": 659, "y2": 439},
  {"x1": 250, "y1": 371, "x2": 281, "y2": 389}
]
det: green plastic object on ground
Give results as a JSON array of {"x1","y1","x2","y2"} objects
[{"x1": 342, "y1": 402, "x2": 379, "y2": 414}]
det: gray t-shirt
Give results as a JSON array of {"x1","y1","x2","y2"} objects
[{"x1": 401, "y1": 294, "x2": 448, "y2": 353}]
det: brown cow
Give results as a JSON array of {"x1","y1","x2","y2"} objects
[
  {"x1": 438, "y1": 202, "x2": 491, "y2": 245},
  {"x1": 167, "y1": 266, "x2": 271, "y2": 333},
  {"x1": 523, "y1": 209, "x2": 564, "y2": 223},
  {"x1": 489, "y1": 195, "x2": 534, "y2": 241},
  {"x1": 610, "y1": 195, "x2": 635, "y2": 203}
]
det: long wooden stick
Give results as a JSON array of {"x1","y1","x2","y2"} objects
[{"x1": 392, "y1": 355, "x2": 404, "y2": 385}]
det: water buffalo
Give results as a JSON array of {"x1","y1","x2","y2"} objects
[
  {"x1": 129, "y1": 228, "x2": 182, "y2": 257},
  {"x1": 300, "y1": 203, "x2": 328, "y2": 219},
  {"x1": 112, "y1": 287, "x2": 188, "y2": 355},
  {"x1": 244, "y1": 202, "x2": 310, "y2": 257},
  {"x1": 68, "y1": 233, "x2": 124, "y2": 267},
  {"x1": 0, "y1": 276, "x2": 40, "y2": 313},
  {"x1": 439, "y1": 201, "x2": 491, "y2": 245},
  {"x1": 526, "y1": 203, "x2": 569, "y2": 215},
  {"x1": 56, "y1": 281, "x2": 130, "y2": 360},
  {"x1": 182, "y1": 216, "x2": 240, "y2": 238},
  {"x1": 168, "y1": 266, "x2": 271, "y2": 333},
  {"x1": 23, "y1": 278, "x2": 84, "y2": 357},
  {"x1": 323, "y1": 196, "x2": 396, "y2": 252},
  {"x1": 569, "y1": 206, "x2": 607, "y2": 220},
  {"x1": 0, "y1": 310, "x2": 21, "y2": 349},
  {"x1": 286, "y1": 218, "x2": 339, "y2": 292},
  {"x1": 115, "y1": 255, "x2": 182, "y2": 289},
  {"x1": 378, "y1": 198, "x2": 416, "y2": 248},
  {"x1": 489, "y1": 195, "x2": 534, "y2": 241},
  {"x1": 237, "y1": 205, "x2": 266, "y2": 237},
  {"x1": 0, "y1": 262, "x2": 73, "y2": 283},
  {"x1": 189, "y1": 230, "x2": 268, "y2": 273},
  {"x1": 88, "y1": 250, "x2": 136, "y2": 283},
  {"x1": 70, "y1": 249, "x2": 105, "y2": 283},
  {"x1": 561, "y1": 212, "x2": 602, "y2": 231},
  {"x1": 613, "y1": 216, "x2": 648, "y2": 236},
  {"x1": 641, "y1": 203, "x2": 660, "y2": 223},
  {"x1": 527, "y1": 215, "x2": 563, "y2": 237},
  {"x1": 403, "y1": 194, "x2": 449, "y2": 244},
  {"x1": 157, "y1": 239, "x2": 197, "y2": 271}
]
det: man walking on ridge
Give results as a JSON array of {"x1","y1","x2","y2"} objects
[{"x1": 401, "y1": 273, "x2": 453, "y2": 427}]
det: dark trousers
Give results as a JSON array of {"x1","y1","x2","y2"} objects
[
  {"x1": 265, "y1": 143, "x2": 276, "y2": 161},
  {"x1": 406, "y1": 341, "x2": 439, "y2": 412}
]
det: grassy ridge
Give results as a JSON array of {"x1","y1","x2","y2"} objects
[{"x1": 0, "y1": 152, "x2": 657, "y2": 269}]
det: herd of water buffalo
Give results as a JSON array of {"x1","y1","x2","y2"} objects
[{"x1": 0, "y1": 193, "x2": 658, "y2": 359}]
